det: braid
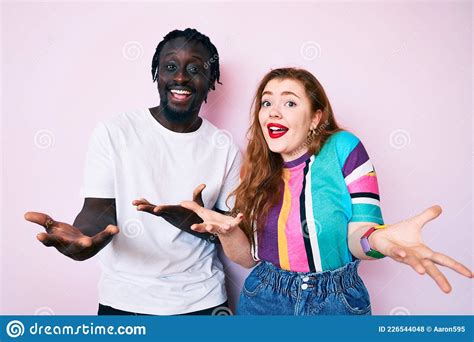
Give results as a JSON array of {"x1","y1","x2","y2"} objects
[{"x1": 151, "y1": 28, "x2": 221, "y2": 92}]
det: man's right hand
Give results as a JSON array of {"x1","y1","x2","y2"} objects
[{"x1": 24, "y1": 212, "x2": 119, "y2": 261}]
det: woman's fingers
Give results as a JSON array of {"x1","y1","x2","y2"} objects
[
  {"x1": 412, "y1": 205, "x2": 442, "y2": 227},
  {"x1": 181, "y1": 201, "x2": 207, "y2": 218},
  {"x1": 192, "y1": 184, "x2": 206, "y2": 206},
  {"x1": 421, "y1": 259, "x2": 452, "y2": 293},
  {"x1": 393, "y1": 250, "x2": 427, "y2": 275},
  {"x1": 132, "y1": 198, "x2": 150, "y2": 206},
  {"x1": 231, "y1": 213, "x2": 244, "y2": 226},
  {"x1": 430, "y1": 252, "x2": 473, "y2": 278},
  {"x1": 191, "y1": 222, "x2": 231, "y2": 235},
  {"x1": 190, "y1": 223, "x2": 208, "y2": 233}
]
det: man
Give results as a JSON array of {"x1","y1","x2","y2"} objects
[{"x1": 25, "y1": 28, "x2": 241, "y2": 315}]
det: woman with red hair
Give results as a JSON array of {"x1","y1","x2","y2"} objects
[{"x1": 185, "y1": 68, "x2": 472, "y2": 315}]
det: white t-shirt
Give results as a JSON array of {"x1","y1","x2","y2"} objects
[{"x1": 81, "y1": 108, "x2": 242, "y2": 315}]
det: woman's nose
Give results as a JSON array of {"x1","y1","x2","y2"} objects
[{"x1": 269, "y1": 109, "x2": 282, "y2": 119}]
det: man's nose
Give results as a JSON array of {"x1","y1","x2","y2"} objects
[{"x1": 174, "y1": 69, "x2": 190, "y2": 84}]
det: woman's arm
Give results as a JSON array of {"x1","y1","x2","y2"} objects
[
  {"x1": 347, "y1": 206, "x2": 472, "y2": 293},
  {"x1": 215, "y1": 226, "x2": 257, "y2": 269},
  {"x1": 347, "y1": 221, "x2": 381, "y2": 260}
]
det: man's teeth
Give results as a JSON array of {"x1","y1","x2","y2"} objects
[{"x1": 170, "y1": 89, "x2": 192, "y2": 95}]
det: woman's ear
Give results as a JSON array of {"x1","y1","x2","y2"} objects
[{"x1": 311, "y1": 110, "x2": 323, "y2": 130}]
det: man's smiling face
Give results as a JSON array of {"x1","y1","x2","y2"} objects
[{"x1": 157, "y1": 37, "x2": 212, "y2": 122}]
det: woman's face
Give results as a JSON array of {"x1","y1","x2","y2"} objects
[{"x1": 258, "y1": 78, "x2": 321, "y2": 161}]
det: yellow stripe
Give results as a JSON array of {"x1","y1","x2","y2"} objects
[{"x1": 278, "y1": 170, "x2": 291, "y2": 270}]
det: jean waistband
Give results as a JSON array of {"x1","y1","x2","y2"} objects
[{"x1": 254, "y1": 260, "x2": 362, "y2": 294}]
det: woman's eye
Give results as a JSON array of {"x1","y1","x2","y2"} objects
[
  {"x1": 166, "y1": 65, "x2": 177, "y2": 71},
  {"x1": 285, "y1": 101, "x2": 297, "y2": 107},
  {"x1": 261, "y1": 100, "x2": 271, "y2": 107}
]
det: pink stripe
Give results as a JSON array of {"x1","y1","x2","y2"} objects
[
  {"x1": 347, "y1": 174, "x2": 379, "y2": 195},
  {"x1": 284, "y1": 167, "x2": 309, "y2": 272}
]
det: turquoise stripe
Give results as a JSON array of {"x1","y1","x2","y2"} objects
[
  {"x1": 351, "y1": 204, "x2": 384, "y2": 224},
  {"x1": 309, "y1": 138, "x2": 353, "y2": 271},
  {"x1": 330, "y1": 131, "x2": 360, "y2": 169}
]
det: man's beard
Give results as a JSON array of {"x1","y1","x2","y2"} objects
[{"x1": 161, "y1": 97, "x2": 196, "y2": 123}]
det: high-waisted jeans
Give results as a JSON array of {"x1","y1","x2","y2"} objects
[{"x1": 237, "y1": 260, "x2": 371, "y2": 315}]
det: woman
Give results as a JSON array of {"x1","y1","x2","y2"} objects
[{"x1": 140, "y1": 68, "x2": 473, "y2": 315}]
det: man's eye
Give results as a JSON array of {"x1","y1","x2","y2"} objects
[
  {"x1": 188, "y1": 66, "x2": 199, "y2": 73},
  {"x1": 285, "y1": 101, "x2": 296, "y2": 107},
  {"x1": 261, "y1": 100, "x2": 271, "y2": 107},
  {"x1": 166, "y1": 65, "x2": 176, "y2": 71}
]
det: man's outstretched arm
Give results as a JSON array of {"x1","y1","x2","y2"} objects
[{"x1": 25, "y1": 198, "x2": 119, "y2": 260}]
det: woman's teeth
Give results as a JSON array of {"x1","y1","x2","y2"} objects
[{"x1": 269, "y1": 127, "x2": 286, "y2": 132}]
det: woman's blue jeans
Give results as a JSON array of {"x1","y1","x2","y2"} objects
[{"x1": 237, "y1": 259, "x2": 371, "y2": 315}]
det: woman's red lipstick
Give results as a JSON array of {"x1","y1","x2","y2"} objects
[{"x1": 267, "y1": 123, "x2": 289, "y2": 139}]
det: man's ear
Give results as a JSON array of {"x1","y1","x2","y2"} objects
[{"x1": 311, "y1": 110, "x2": 323, "y2": 130}]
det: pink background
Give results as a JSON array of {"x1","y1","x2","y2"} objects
[{"x1": 1, "y1": 1, "x2": 472, "y2": 315}]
